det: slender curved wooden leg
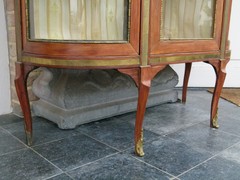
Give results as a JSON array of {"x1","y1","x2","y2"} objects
[
  {"x1": 119, "y1": 65, "x2": 166, "y2": 156},
  {"x1": 135, "y1": 80, "x2": 150, "y2": 156},
  {"x1": 208, "y1": 59, "x2": 229, "y2": 128},
  {"x1": 182, "y1": 63, "x2": 192, "y2": 103},
  {"x1": 135, "y1": 65, "x2": 166, "y2": 156},
  {"x1": 15, "y1": 62, "x2": 36, "y2": 145}
]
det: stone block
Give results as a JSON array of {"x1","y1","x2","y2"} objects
[{"x1": 32, "y1": 66, "x2": 179, "y2": 129}]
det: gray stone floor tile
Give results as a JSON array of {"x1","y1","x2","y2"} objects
[
  {"x1": 0, "y1": 128, "x2": 26, "y2": 155},
  {"x1": 182, "y1": 90, "x2": 212, "y2": 111},
  {"x1": 0, "y1": 149, "x2": 61, "y2": 180},
  {"x1": 141, "y1": 103, "x2": 209, "y2": 135},
  {"x1": 220, "y1": 142, "x2": 240, "y2": 164},
  {"x1": 78, "y1": 119, "x2": 160, "y2": 151},
  {"x1": 201, "y1": 112, "x2": 240, "y2": 138},
  {"x1": 179, "y1": 157, "x2": 240, "y2": 180},
  {"x1": 0, "y1": 114, "x2": 22, "y2": 126},
  {"x1": 68, "y1": 153, "x2": 174, "y2": 180},
  {"x1": 202, "y1": 118, "x2": 240, "y2": 137},
  {"x1": 168, "y1": 123, "x2": 240, "y2": 155},
  {"x1": 46, "y1": 173, "x2": 72, "y2": 180},
  {"x1": 0, "y1": 90, "x2": 239, "y2": 179},
  {"x1": 112, "y1": 112, "x2": 136, "y2": 123},
  {"x1": 2, "y1": 117, "x2": 80, "y2": 146},
  {"x1": 33, "y1": 134, "x2": 118, "y2": 171},
  {"x1": 131, "y1": 137, "x2": 211, "y2": 176}
]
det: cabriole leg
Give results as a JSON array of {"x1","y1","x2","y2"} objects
[
  {"x1": 208, "y1": 59, "x2": 229, "y2": 128},
  {"x1": 135, "y1": 79, "x2": 150, "y2": 156},
  {"x1": 182, "y1": 63, "x2": 192, "y2": 103},
  {"x1": 15, "y1": 62, "x2": 36, "y2": 145},
  {"x1": 135, "y1": 65, "x2": 166, "y2": 156}
]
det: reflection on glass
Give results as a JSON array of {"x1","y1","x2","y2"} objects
[
  {"x1": 28, "y1": 0, "x2": 129, "y2": 41},
  {"x1": 160, "y1": 0, "x2": 216, "y2": 40}
]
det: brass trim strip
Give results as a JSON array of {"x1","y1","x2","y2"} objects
[
  {"x1": 150, "y1": 54, "x2": 221, "y2": 64},
  {"x1": 140, "y1": 0, "x2": 150, "y2": 66},
  {"x1": 220, "y1": 0, "x2": 231, "y2": 59},
  {"x1": 22, "y1": 57, "x2": 140, "y2": 67}
]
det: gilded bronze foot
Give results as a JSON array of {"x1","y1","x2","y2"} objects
[
  {"x1": 212, "y1": 109, "x2": 219, "y2": 129},
  {"x1": 135, "y1": 130, "x2": 144, "y2": 157},
  {"x1": 25, "y1": 131, "x2": 33, "y2": 146}
]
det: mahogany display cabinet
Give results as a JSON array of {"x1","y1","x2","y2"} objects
[{"x1": 14, "y1": 0, "x2": 232, "y2": 156}]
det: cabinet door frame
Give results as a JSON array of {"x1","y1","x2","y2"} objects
[
  {"x1": 19, "y1": 0, "x2": 140, "y2": 59},
  {"x1": 149, "y1": 0, "x2": 225, "y2": 56}
]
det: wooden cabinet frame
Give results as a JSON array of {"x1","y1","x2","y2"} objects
[
  {"x1": 19, "y1": 0, "x2": 141, "y2": 60},
  {"x1": 14, "y1": 0, "x2": 232, "y2": 156}
]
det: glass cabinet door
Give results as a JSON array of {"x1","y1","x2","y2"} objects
[
  {"x1": 28, "y1": 0, "x2": 129, "y2": 42},
  {"x1": 20, "y1": 0, "x2": 140, "y2": 58},
  {"x1": 161, "y1": 0, "x2": 215, "y2": 40},
  {"x1": 150, "y1": 0, "x2": 224, "y2": 55}
]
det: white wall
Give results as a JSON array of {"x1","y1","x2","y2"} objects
[
  {"x1": 0, "y1": 1, "x2": 11, "y2": 114},
  {"x1": 172, "y1": 0, "x2": 240, "y2": 87},
  {"x1": 226, "y1": 0, "x2": 240, "y2": 87}
]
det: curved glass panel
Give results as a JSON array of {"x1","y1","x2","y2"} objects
[
  {"x1": 160, "y1": 0, "x2": 216, "y2": 40},
  {"x1": 28, "y1": 0, "x2": 129, "y2": 42}
]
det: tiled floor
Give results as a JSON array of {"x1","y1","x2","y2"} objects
[{"x1": 0, "y1": 90, "x2": 240, "y2": 180}]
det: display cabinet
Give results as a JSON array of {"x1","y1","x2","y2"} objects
[{"x1": 14, "y1": 0, "x2": 232, "y2": 156}]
